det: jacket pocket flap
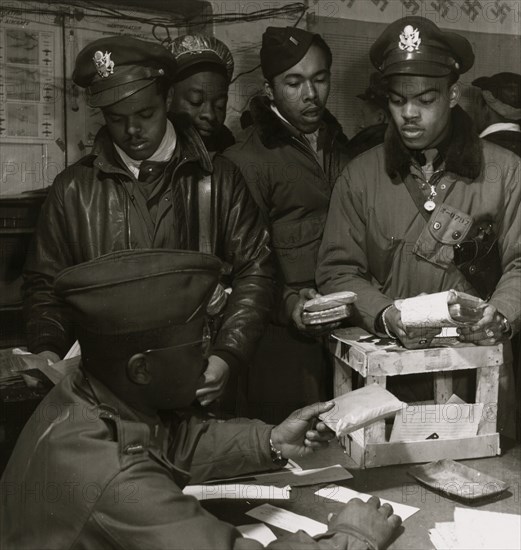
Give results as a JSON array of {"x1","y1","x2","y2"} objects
[
  {"x1": 271, "y1": 216, "x2": 325, "y2": 249},
  {"x1": 428, "y1": 204, "x2": 473, "y2": 245}
]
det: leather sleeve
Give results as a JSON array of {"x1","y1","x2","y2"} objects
[
  {"x1": 210, "y1": 156, "x2": 276, "y2": 369},
  {"x1": 22, "y1": 173, "x2": 76, "y2": 357}
]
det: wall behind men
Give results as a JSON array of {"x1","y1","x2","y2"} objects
[
  {"x1": 306, "y1": 0, "x2": 520, "y2": 137},
  {"x1": 1, "y1": 0, "x2": 519, "y2": 194}
]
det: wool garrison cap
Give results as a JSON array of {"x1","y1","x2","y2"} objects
[
  {"x1": 54, "y1": 249, "x2": 221, "y2": 338},
  {"x1": 260, "y1": 26, "x2": 332, "y2": 80},
  {"x1": 370, "y1": 17, "x2": 474, "y2": 77},
  {"x1": 73, "y1": 35, "x2": 177, "y2": 108},
  {"x1": 170, "y1": 34, "x2": 234, "y2": 82},
  {"x1": 473, "y1": 72, "x2": 521, "y2": 120}
]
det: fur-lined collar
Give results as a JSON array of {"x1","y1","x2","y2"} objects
[
  {"x1": 385, "y1": 105, "x2": 483, "y2": 180},
  {"x1": 249, "y1": 95, "x2": 348, "y2": 149}
]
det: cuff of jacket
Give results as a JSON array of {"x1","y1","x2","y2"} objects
[
  {"x1": 283, "y1": 292, "x2": 300, "y2": 323},
  {"x1": 26, "y1": 330, "x2": 67, "y2": 359},
  {"x1": 367, "y1": 296, "x2": 395, "y2": 335},
  {"x1": 489, "y1": 295, "x2": 520, "y2": 337},
  {"x1": 211, "y1": 348, "x2": 242, "y2": 372}
]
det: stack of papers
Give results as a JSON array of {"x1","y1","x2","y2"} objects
[
  {"x1": 430, "y1": 508, "x2": 521, "y2": 549},
  {"x1": 183, "y1": 484, "x2": 290, "y2": 501},
  {"x1": 315, "y1": 485, "x2": 419, "y2": 521}
]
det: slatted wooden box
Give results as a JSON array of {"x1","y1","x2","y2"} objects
[{"x1": 330, "y1": 328, "x2": 502, "y2": 469}]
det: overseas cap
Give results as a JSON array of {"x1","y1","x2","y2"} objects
[
  {"x1": 54, "y1": 249, "x2": 221, "y2": 339},
  {"x1": 170, "y1": 34, "x2": 234, "y2": 82},
  {"x1": 472, "y1": 72, "x2": 521, "y2": 120},
  {"x1": 260, "y1": 26, "x2": 332, "y2": 80},
  {"x1": 370, "y1": 16, "x2": 474, "y2": 77},
  {"x1": 73, "y1": 35, "x2": 177, "y2": 108}
]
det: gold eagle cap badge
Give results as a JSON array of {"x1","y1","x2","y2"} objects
[
  {"x1": 93, "y1": 50, "x2": 115, "y2": 78},
  {"x1": 399, "y1": 25, "x2": 421, "y2": 53}
]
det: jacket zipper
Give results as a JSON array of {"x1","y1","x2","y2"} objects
[{"x1": 290, "y1": 136, "x2": 327, "y2": 179}]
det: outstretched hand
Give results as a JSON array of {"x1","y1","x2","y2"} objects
[
  {"x1": 270, "y1": 401, "x2": 336, "y2": 460},
  {"x1": 457, "y1": 304, "x2": 507, "y2": 345},
  {"x1": 329, "y1": 496, "x2": 402, "y2": 550},
  {"x1": 292, "y1": 288, "x2": 342, "y2": 337},
  {"x1": 384, "y1": 305, "x2": 440, "y2": 349},
  {"x1": 196, "y1": 355, "x2": 230, "y2": 407}
]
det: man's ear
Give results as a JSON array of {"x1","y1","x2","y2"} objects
[
  {"x1": 264, "y1": 80, "x2": 274, "y2": 102},
  {"x1": 127, "y1": 353, "x2": 152, "y2": 385},
  {"x1": 449, "y1": 83, "x2": 460, "y2": 109}
]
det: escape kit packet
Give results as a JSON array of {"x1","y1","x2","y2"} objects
[
  {"x1": 302, "y1": 291, "x2": 357, "y2": 326},
  {"x1": 400, "y1": 290, "x2": 485, "y2": 329},
  {"x1": 319, "y1": 384, "x2": 403, "y2": 437}
]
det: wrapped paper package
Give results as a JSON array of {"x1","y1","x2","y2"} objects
[
  {"x1": 319, "y1": 384, "x2": 403, "y2": 437},
  {"x1": 302, "y1": 291, "x2": 357, "y2": 326},
  {"x1": 401, "y1": 290, "x2": 484, "y2": 329}
]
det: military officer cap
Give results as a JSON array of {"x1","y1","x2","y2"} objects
[
  {"x1": 472, "y1": 72, "x2": 521, "y2": 120},
  {"x1": 54, "y1": 249, "x2": 221, "y2": 341},
  {"x1": 370, "y1": 16, "x2": 474, "y2": 77},
  {"x1": 169, "y1": 34, "x2": 234, "y2": 82},
  {"x1": 73, "y1": 35, "x2": 177, "y2": 108},
  {"x1": 260, "y1": 26, "x2": 332, "y2": 81}
]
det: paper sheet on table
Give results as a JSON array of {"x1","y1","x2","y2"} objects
[
  {"x1": 454, "y1": 508, "x2": 521, "y2": 550},
  {"x1": 315, "y1": 485, "x2": 419, "y2": 521},
  {"x1": 246, "y1": 504, "x2": 327, "y2": 537},
  {"x1": 183, "y1": 484, "x2": 290, "y2": 501},
  {"x1": 206, "y1": 464, "x2": 352, "y2": 487},
  {"x1": 389, "y1": 403, "x2": 484, "y2": 442},
  {"x1": 430, "y1": 509, "x2": 521, "y2": 550},
  {"x1": 238, "y1": 524, "x2": 277, "y2": 545}
]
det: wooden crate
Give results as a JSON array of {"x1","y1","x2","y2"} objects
[{"x1": 330, "y1": 327, "x2": 502, "y2": 468}]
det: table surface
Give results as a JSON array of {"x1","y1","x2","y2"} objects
[{"x1": 203, "y1": 440, "x2": 521, "y2": 549}]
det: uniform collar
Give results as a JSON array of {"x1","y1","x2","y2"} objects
[
  {"x1": 113, "y1": 119, "x2": 177, "y2": 179},
  {"x1": 249, "y1": 95, "x2": 348, "y2": 150},
  {"x1": 92, "y1": 114, "x2": 213, "y2": 177},
  {"x1": 480, "y1": 122, "x2": 521, "y2": 138},
  {"x1": 384, "y1": 105, "x2": 483, "y2": 181}
]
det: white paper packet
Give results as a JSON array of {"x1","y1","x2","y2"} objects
[{"x1": 319, "y1": 384, "x2": 403, "y2": 437}]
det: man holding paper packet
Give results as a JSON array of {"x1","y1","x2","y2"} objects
[
  {"x1": 1, "y1": 250, "x2": 401, "y2": 550},
  {"x1": 316, "y1": 17, "x2": 520, "y2": 432}
]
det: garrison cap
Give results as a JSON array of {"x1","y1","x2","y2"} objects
[
  {"x1": 370, "y1": 17, "x2": 474, "y2": 77},
  {"x1": 260, "y1": 26, "x2": 332, "y2": 81},
  {"x1": 54, "y1": 249, "x2": 221, "y2": 339},
  {"x1": 73, "y1": 35, "x2": 177, "y2": 108},
  {"x1": 472, "y1": 72, "x2": 521, "y2": 120},
  {"x1": 170, "y1": 34, "x2": 234, "y2": 82}
]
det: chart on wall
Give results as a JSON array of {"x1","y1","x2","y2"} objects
[
  {"x1": 0, "y1": 10, "x2": 66, "y2": 195},
  {"x1": 0, "y1": 26, "x2": 58, "y2": 141}
]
